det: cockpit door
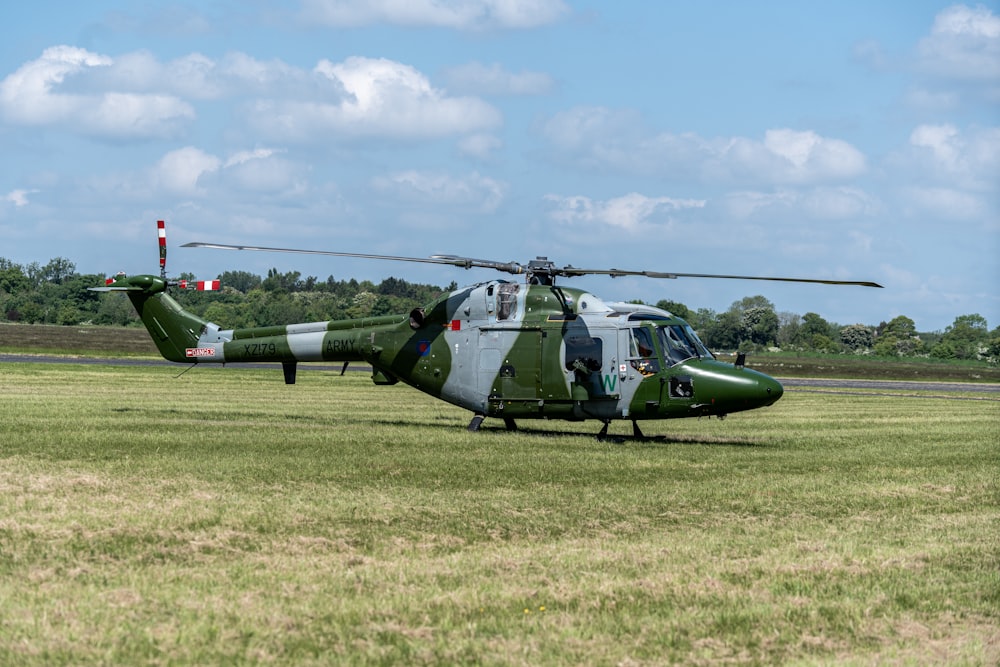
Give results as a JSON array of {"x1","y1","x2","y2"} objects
[{"x1": 619, "y1": 324, "x2": 667, "y2": 416}]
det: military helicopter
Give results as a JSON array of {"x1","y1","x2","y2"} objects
[{"x1": 92, "y1": 221, "x2": 882, "y2": 437}]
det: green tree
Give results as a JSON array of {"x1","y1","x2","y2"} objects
[
  {"x1": 873, "y1": 315, "x2": 923, "y2": 357},
  {"x1": 840, "y1": 324, "x2": 874, "y2": 351},
  {"x1": 218, "y1": 270, "x2": 262, "y2": 294},
  {"x1": 347, "y1": 291, "x2": 378, "y2": 319},
  {"x1": 94, "y1": 292, "x2": 139, "y2": 326},
  {"x1": 262, "y1": 268, "x2": 302, "y2": 293},
  {"x1": 56, "y1": 303, "x2": 82, "y2": 325},
  {"x1": 654, "y1": 299, "x2": 691, "y2": 320},
  {"x1": 800, "y1": 312, "x2": 831, "y2": 338},
  {"x1": 41, "y1": 257, "x2": 76, "y2": 284},
  {"x1": 810, "y1": 333, "x2": 840, "y2": 353},
  {"x1": 701, "y1": 310, "x2": 741, "y2": 349},
  {"x1": 741, "y1": 306, "x2": 779, "y2": 347},
  {"x1": 776, "y1": 312, "x2": 801, "y2": 348},
  {"x1": 879, "y1": 315, "x2": 917, "y2": 339},
  {"x1": 0, "y1": 260, "x2": 30, "y2": 294},
  {"x1": 687, "y1": 308, "x2": 717, "y2": 334},
  {"x1": 985, "y1": 326, "x2": 1000, "y2": 365},
  {"x1": 792, "y1": 312, "x2": 835, "y2": 350},
  {"x1": 931, "y1": 314, "x2": 989, "y2": 360},
  {"x1": 731, "y1": 295, "x2": 775, "y2": 315},
  {"x1": 202, "y1": 302, "x2": 240, "y2": 328}
]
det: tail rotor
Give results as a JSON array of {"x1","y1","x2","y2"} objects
[{"x1": 91, "y1": 220, "x2": 221, "y2": 292}]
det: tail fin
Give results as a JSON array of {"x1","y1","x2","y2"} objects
[
  {"x1": 93, "y1": 274, "x2": 212, "y2": 363},
  {"x1": 89, "y1": 221, "x2": 223, "y2": 363}
]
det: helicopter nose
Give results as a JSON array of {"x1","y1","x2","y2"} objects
[
  {"x1": 684, "y1": 362, "x2": 785, "y2": 414},
  {"x1": 759, "y1": 375, "x2": 783, "y2": 406}
]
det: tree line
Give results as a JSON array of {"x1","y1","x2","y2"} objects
[{"x1": 2, "y1": 256, "x2": 998, "y2": 365}]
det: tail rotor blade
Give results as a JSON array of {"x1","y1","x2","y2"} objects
[
  {"x1": 158, "y1": 220, "x2": 167, "y2": 280},
  {"x1": 177, "y1": 279, "x2": 220, "y2": 291}
]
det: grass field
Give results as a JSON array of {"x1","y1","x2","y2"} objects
[
  {"x1": 0, "y1": 322, "x2": 158, "y2": 356},
  {"x1": 3, "y1": 321, "x2": 1000, "y2": 383},
  {"x1": 1, "y1": 361, "x2": 998, "y2": 665}
]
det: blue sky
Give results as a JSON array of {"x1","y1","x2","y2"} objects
[{"x1": 1, "y1": 1, "x2": 997, "y2": 332}]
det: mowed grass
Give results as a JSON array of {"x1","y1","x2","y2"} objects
[{"x1": 0, "y1": 363, "x2": 997, "y2": 665}]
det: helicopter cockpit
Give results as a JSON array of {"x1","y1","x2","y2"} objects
[{"x1": 628, "y1": 317, "x2": 713, "y2": 374}]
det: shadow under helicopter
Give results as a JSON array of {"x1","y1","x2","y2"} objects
[
  {"x1": 340, "y1": 414, "x2": 767, "y2": 446},
  {"x1": 473, "y1": 427, "x2": 766, "y2": 447}
]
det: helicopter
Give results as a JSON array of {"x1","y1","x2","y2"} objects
[{"x1": 91, "y1": 221, "x2": 882, "y2": 437}]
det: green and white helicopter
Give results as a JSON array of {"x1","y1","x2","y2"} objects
[{"x1": 92, "y1": 221, "x2": 881, "y2": 437}]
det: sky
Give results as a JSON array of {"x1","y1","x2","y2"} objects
[{"x1": 1, "y1": 1, "x2": 997, "y2": 333}]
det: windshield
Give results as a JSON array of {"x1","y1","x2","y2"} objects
[
  {"x1": 657, "y1": 324, "x2": 711, "y2": 365},
  {"x1": 683, "y1": 325, "x2": 713, "y2": 359}
]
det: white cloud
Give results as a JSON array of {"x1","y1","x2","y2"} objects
[
  {"x1": 904, "y1": 123, "x2": 1000, "y2": 191},
  {"x1": 852, "y1": 39, "x2": 889, "y2": 71},
  {"x1": 903, "y1": 87, "x2": 960, "y2": 111},
  {"x1": 910, "y1": 124, "x2": 962, "y2": 169},
  {"x1": 4, "y1": 189, "x2": 37, "y2": 207},
  {"x1": 540, "y1": 107, "x2": 867, "y2": 185},
  {"x1": 0, "y1": 46, "x2": 194, "y2": 139},
  {"x1": 458, "y1": 134, "x2": 504, "y2": 160},
  {"x1": 722, "y1": 190, "x2": 796, "y2": 219},
  {"x1": 902, "y1": 186, "x2": 987, "y2": 221},
  {"x1": 248, "y1": 56, "x2": 501, "y2": 141},
  {"x1": 918, "y1": 4, "x2": 1000, "y2": 80},
  {"x1": 372, "y1": 170, "x2": 507, "y2": 213},
  {"x1": 219, "y1": 149, "x2": 305, "y2": 195},
  {"x1": 83, "y1": 50, "x2": 335, "y2": 102},
  {"x1": 76, "y1": 146, "x2": 307, "y2": 205},
  {"x1": 443, "y1": 62, "x2": 554, "y2": 95},
  {"x1": 765, "y1": 130, "x2": 864, "y2": 176},
  {"x1": 299, "y1": 0, "x2": 569, "y2": 29},
  {"x1": 224, "y1": 148, "x2": 277, "y2": 169},
  {"x1": 545, "y1": 192, "x2": 705, "y2": 232},
  {"x1": 153, "y1": 147, "x2": 221, "y2": 195},
  {"x1": 723, "y1": 187, "x2": 879, "y2": 221},
  {"x1": 0, "y1": 48, "x2": 497, "y2": 143},
  {"x1": 800, "y1": 187, "x2": 880, "y2": 220}
]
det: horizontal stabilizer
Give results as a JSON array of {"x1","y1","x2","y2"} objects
[{"x1": 88, "y1": 285, "x2": 145, "y2": 292}]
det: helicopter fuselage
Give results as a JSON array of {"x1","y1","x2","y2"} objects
[{"x1": 121, "y1": 275, "x2": 783, "y2": 429}]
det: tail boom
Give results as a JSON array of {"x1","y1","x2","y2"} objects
[{"x1": 110, "y1": 274, "x2": 404, "y2": 366}]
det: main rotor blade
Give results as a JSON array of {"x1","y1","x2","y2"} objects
[
  {"x1": 564, "y1": 267, "x2": 883, "y2": 288},
  {"x1": 183, "y1": 243, "x2": 532, "y2": 276},
  {"x1": 668, "y1": 272, "x2": 883, "y2": 288}
]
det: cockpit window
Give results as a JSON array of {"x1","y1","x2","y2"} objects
[
  {"x1": 683, "y1": 325, "x2": 714, "y2": 359},
  {"x1": 629, "y1": 326, "x2": 660, "y2": 375},
  {"x1": 658, "y1": 324, "x2": 708, "y2": 365},
  {"x1": 565, "y1": 334, "x2": 603, "y2": 372},
  {"x1": 497, "y1": 283, "x2": 519, "y2": 320}
]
